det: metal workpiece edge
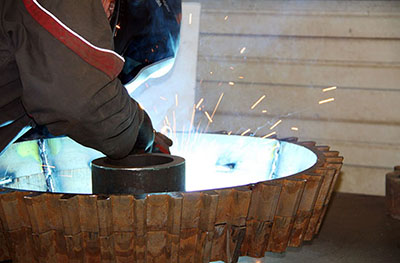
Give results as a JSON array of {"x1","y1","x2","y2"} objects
[
  {"x1": 91, "y1": 154, "x2": 186, "y2": 171},
  {"x1": 0, "y1": 139, "x2": 343, "y2": 263}
]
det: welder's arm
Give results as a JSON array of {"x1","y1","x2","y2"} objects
[{"x1": 13, "y1": 0, "x2": 153, "y2": 159}]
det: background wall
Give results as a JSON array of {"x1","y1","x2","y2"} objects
[{"x1": 189, "y1": 0, "x2": 400, "y2": 196}]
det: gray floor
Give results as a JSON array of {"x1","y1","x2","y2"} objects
[{"x1": 233, "y1": 193, "x2": 400, "y2": 263}]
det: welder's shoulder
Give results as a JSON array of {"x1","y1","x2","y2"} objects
[{"x1": 36, "y1": 0, "x2": 113, "y2": 49}]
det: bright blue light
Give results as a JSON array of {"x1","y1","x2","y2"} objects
[{"x1": 0, "y1": 134, "x2": 317, "y2": 194}]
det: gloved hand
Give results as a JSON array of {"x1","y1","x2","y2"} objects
[
  {"x1": 152, "y1": 132, "x2": 173, "y2": 154},
  {"x1": 130, "y1": 110, "x2": 155, "y2": 154}
]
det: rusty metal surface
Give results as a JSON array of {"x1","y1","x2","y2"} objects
[{"x1": 0, "y1": 139, "x2": 343, "y2": 263}]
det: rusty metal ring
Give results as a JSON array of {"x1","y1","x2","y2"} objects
[{"x1": 0, "y1": 138, "x2": 343, "y2": 263}]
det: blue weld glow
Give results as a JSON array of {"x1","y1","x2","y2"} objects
[
  {"x1": 0, "y1": 134, "x2": 317, "y2": 194},
  {"x1": 170, "y1": 133, "x2": 317, "y2": 191}
]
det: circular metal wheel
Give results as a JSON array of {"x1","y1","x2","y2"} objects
[{"x1": 0, "y1": 138, "x2": 343, "y2": 263}]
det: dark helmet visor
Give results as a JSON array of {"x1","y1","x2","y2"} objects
[{"x1": 112, "y1": 0, "x2": 182, "y2": 85}]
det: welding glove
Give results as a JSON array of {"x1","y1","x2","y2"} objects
[
  {"x1": 152, "y1": 132, "x2": 173, "y2": 154},
  {"x1": 130, "y1": 110, "x2": 155, "y2": 154}
]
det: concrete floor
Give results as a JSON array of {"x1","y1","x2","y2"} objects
[{"x1": 235, "y1": 193, "x2": 400, "y2": 263}]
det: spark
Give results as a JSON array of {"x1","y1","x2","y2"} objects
[
  {"x1": 189, "y1": 13, "x2": 193, "y2": 24},
  {"x1": 211, "y1": 93, "x2": 224, "y2": 119},
  {"x1": 229, "y1": 81, "x2": 235, "y2": 86},
  {"x1": 196, "y1": 98, "x2": 204, "y2": 109},
  {"x1": 175, "y1": 94, "x2": 179, "y2": 107},
  {"x1": 241, "y1": 129, "x2": 251, "y2": 136},
  {"x1": 291, "y1": 127, "x2": 299, "y2": 131},
  {"x1": 240, "y1": 47, "x2": 246, "y2": 54},
  {"x1": 116, "y1": 24, "x2": 121, "y2": 29},
  {"x1": 230, "y1": 66, "x2": 234, "y2": 70},
  {"x1": 250, "y1": 95, "x2": 266, "y2": 110},
  {"x1": 228, "y1": 131, "x2": 232, "y2": 135},
  {"x1": 262, "y1": 131, "x2": 276, "y2": 139},
  {"x1": 238, "y1": 76, "x2": 244, "y2": 79},
  {"x1": 172, "y1": 110, "x2": 177, "y2": 142},
  {"x1": 224, "y1": 15, "x2": 228, "y2": 20},
  {"x1": 204, "y1": 111, "x2": 213, "y2": 123},
  {"x1": 319, "y1": 98, "x2": 335, "y2": 104},
  {"x1": 160, "y1": 96, "x2": 167, "y2": 101},
  {"x1": 218, "y1": 82, "x2": 223, "y2": 86},
  {"x1": 262, "y1": 110, "x2": 267, "y2": 113},
  {"x1": 269, "y1": 120, "x2": 282, "y2": 130},
  {"x1": 323, "y1": 86, "x2": 337, "y2": 92},
  {"x1": 189, "y1": 104, "x2": 196, "y2": 132},
  {"x1": 210, "y1": 71, "x2": 213, "y2": 75},
  {"x1": 165, "y1": 116, "x2": 170, "y2": 126}
]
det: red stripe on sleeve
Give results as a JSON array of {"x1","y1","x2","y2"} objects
[{"x1": 23, "y1": 0, "x2": 124, "y2": 80}]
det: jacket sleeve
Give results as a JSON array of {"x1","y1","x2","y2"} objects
[{"x1": 10, "y1": 0, "x2": 144, "y2": 159}]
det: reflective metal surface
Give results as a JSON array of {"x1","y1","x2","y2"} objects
[{"x1": 0, "y1": 134, "x2": 317, "y2": 194}]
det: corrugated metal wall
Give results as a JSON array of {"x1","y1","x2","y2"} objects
[{"x1": 192, "y1": 0, "x2": 400, "y2": 195}]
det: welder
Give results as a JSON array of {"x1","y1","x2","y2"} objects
[{"x1": 0, "y1": 0, "x2": 181, "y2": 158}]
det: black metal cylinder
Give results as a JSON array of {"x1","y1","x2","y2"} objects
[{"x1": 91, "y1": 153, "x2": 185, "y2": 195}]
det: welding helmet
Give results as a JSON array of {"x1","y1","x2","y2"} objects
[{"x1": 111, "y1": 0, "x2": 182, "y2": 88}]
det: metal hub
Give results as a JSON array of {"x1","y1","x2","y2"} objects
[{"x1": 91, "y1": 153, "x2": 186, "y2": 194}]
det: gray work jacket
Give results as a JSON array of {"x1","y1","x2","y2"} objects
[{"x1": 0, "y1": 0, "x2": 144, "y2": 159}]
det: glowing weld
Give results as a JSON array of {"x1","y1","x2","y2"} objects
[
  {"x1": 251, "y1": 95, "x2": 266, "y2": 110},
  {"x1": 270, "y1": 120, "x2": 282, "y2": 130},
  {"x1": 319, "y1": 98, "x2": 335, "y2": 104}
]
